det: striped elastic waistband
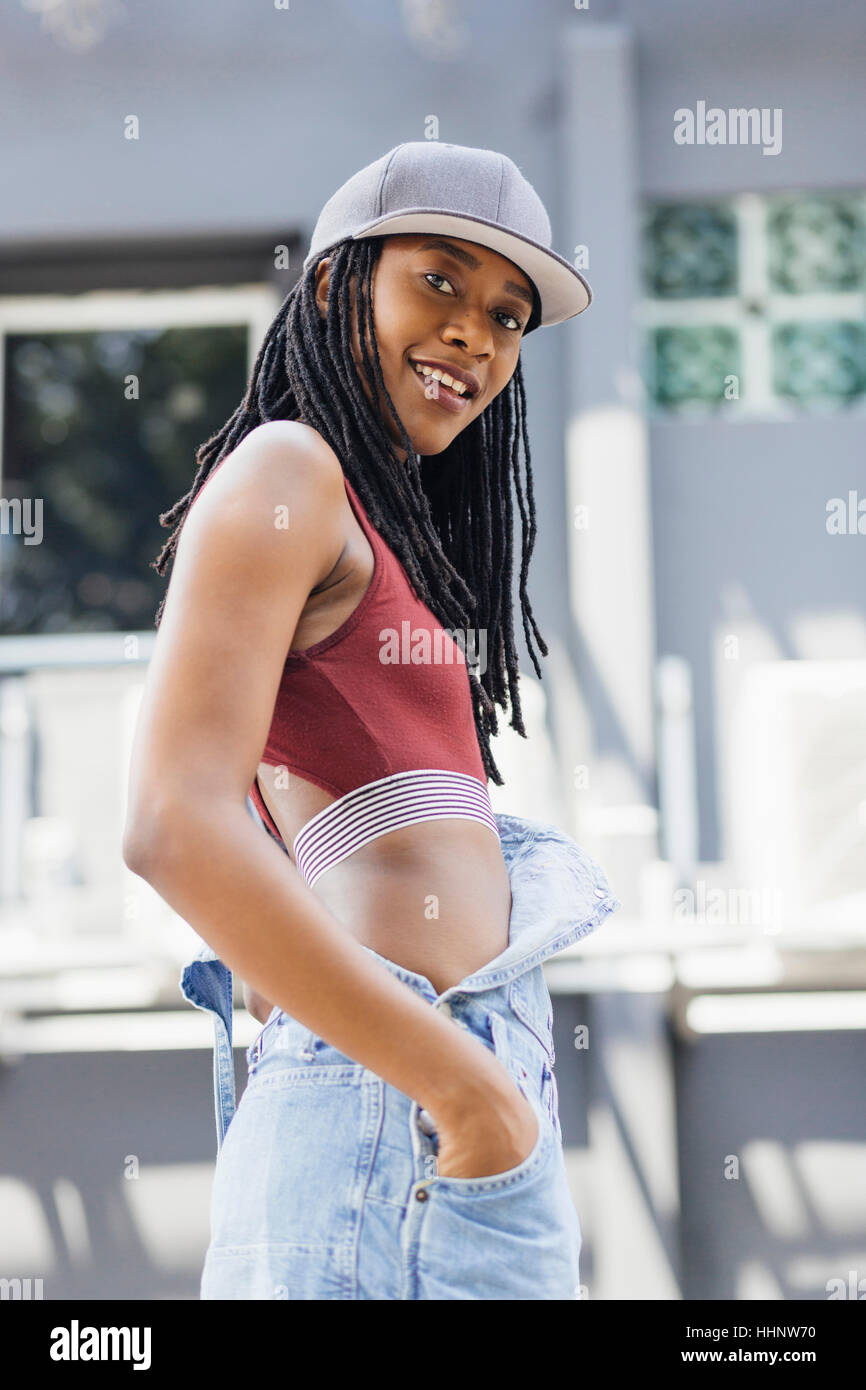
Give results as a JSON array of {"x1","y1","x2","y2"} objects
[{"x1": 292, "y1": 768, "x2": 500, "y2": 888}]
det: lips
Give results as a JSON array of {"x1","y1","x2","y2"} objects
[
  {"x1": 408, "y1": 357, "x2": 481, "y2": 398},
  {"x1": 408, "y1": 360, "x2": 473, "y2": 414}
]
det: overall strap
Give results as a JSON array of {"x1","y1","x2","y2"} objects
[{"x1": 179, "y1": 953, "x2": 236, "y2": 1153}]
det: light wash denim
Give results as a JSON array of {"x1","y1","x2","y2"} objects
[{"x1": 179, "y1": 811, "x2": 620, "y2": 1300}]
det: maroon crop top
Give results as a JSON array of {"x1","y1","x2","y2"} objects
[{"x1": 247, "y1": 470, "x2": 487, "y2": 843}]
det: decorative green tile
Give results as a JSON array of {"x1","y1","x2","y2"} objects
[
  {"x1": 649, "y1": 326, "x2": 741, "y2": 408},
  {"x1": 643, "y1": 202, "x2": 738, "y2": 299},
  {"x1": 768, "y1": 195, "x2": 866, "y2": 293},
  {"x1": 772, "y1": 321, "x2": 866, "y2": 403}
]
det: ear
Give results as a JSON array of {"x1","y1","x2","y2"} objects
[{"x1": 314, "y1": 257, "x2": 331, "y2": 321}]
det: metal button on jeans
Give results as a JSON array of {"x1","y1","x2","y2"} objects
[{"x1": 418, "y1": 1108, "x2": 437, "y2": 1136}]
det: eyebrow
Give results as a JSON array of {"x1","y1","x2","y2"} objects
[{"x1": 416, "y1": 238, "x2": 535, "y2": 309}]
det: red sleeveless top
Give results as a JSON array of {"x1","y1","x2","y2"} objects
[{"x1": 244, "y1": 472, "x2": 487, "y2": 843}]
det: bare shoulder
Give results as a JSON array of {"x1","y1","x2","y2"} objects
[
  {"x1": 240, "y1": 419, "x2": 344, "y2": 488},
  {"x1": 177, "y1": 420, "x2": 348, "y2": 574},
  {"x1": 189, "y1": 420, "x2": 346, "y2": 524}
]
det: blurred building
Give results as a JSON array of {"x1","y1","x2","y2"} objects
[{"x1": 0, "y1": 0, "x2": 864, "y2": 1301}]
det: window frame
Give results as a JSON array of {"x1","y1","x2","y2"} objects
[{"x1": 640, "y1": 190, "x2": 866, "y2": 419}]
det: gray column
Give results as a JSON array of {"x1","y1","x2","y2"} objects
[{"x1": 557, "y1": 19, "x2": 659, "y2": 909}]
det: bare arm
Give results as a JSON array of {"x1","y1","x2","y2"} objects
[{"x1": 123, "y1": 422, "x2": 536, "y2": 1175}]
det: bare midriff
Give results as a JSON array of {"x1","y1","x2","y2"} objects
[{"x1": 247, "y1": 772, "x2": 512, "y2": 1018}]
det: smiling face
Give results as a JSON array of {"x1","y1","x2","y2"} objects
[{"x1": 314, "y1": 233, "x2": 536, "y2": 460}]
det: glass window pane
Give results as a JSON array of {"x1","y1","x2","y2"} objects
[
  {"x1": 772, "y1": 321, "x2": 866, "y2": 404},
  {"x1": 648, "y1": 326, "x2": 741, "y2": 409},
  {"x1": 1, "y1": 325, "x2": 248, "y2": 635},
  {"x1": 767, "y1": 194, "x2": 866, "y2": 294},
  {"x1": 643, "y1": 202, "x2": 739, "y2": 299}
]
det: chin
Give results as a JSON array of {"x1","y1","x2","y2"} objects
[
  {"x1": 407, "y1": 417, "x2": 468, "y2": 457},
  {"x1": 412, "y1": 434, "x2": 454, "y2": 458}
]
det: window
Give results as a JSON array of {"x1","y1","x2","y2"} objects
[
  {"x1": 0, "y1": 284, "x2": 279, "y2": 634},
  {"x1": 641, "y1": 191, "x2": 866, "y2": 416}
]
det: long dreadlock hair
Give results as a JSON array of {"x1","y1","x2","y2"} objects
[{"x1": 151, "y1": 235, "x2": 548, "y2": 785}]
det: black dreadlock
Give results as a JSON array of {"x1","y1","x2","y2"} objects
[{"x1": 151, "y1": 236, "x2": 547, "y2": 784}]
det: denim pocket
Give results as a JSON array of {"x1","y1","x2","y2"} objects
[
  {"x1": 430, "y1": 1089, "x2": 552, "y2": 1196},
  {"x1": 205, "y1": 1065, "x2": 378, "y2": 1297},
  {"x1": 412, "y1": 1092, "x2": 580, "y2": 1300}
]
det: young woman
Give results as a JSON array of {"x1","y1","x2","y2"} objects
[{"x1": 123, "y1": 141, "x2": 619, "y2": 1300}]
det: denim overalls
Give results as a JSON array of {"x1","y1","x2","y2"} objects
[{"x1": 180, "y1": 811, "x2": 620, "y2": 1300}]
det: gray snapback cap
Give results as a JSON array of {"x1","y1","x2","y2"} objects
[{"x1": 302, "y1": 141, "x2": 591, "y2": 332}]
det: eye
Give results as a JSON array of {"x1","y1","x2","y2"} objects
[
  {"x1": 424, "y1": 271, "x2": 456, "y2": 295},
  {"x1": 424, "y1": 272, "x2": 525, "y2": 333}
]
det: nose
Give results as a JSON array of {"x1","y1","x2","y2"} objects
[{"x1": 442, "y1": 305, "x2": 494, "y2": 360}]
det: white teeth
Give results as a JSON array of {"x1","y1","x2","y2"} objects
[{"x1": 413, "y1": 362, "x2": 469, "y2": 396}]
